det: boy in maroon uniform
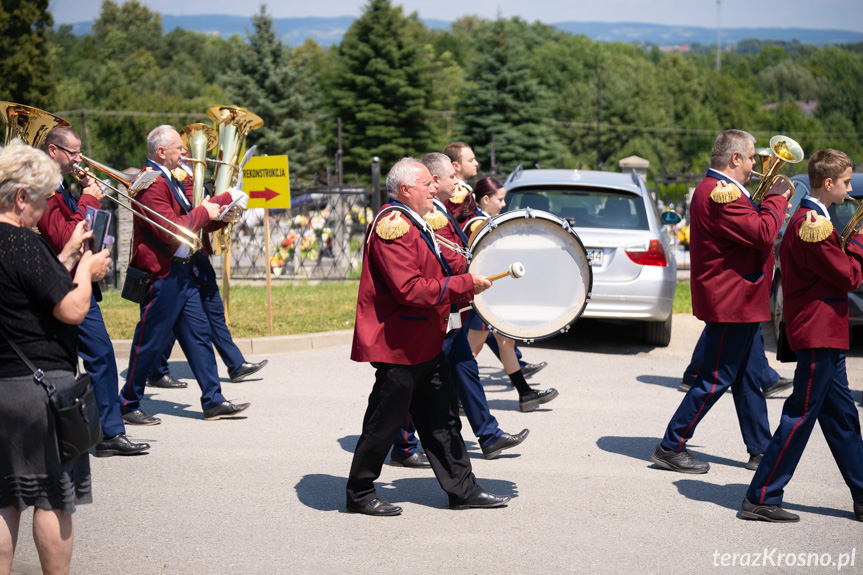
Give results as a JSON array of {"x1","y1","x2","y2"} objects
[{"x1": 743, "y1": 149, "x2": 863, "y2": 522}]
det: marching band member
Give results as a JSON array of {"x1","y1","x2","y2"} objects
[
  {"x1": 145, "y1": 158, "x2": 267, "y2": 389},
  {"x1": 346, "y1": 158, "x2": 508, "y2": 516},
  {"x1": 743, "y1": 149, "x2": 863, "y2": 523},
  {"x1": 465, "y1": 177, "x2": 558, "y2": 412},
  {"x1": 651, "y1": 129, "x2": 791, "y2": 474},
  {"x1": 389, "y1": 153, "x2": 529, "y2": 466},
  {"x1": 119, "y1": 125, "x2": 249, "y2": 424},
  {"x1": 37, "y1": 128, "x2": 150, "y2": 457}
]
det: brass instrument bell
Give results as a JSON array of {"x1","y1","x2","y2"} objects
[{"x1": 1, "y1": 101, "x2": 71, "y2": 148}]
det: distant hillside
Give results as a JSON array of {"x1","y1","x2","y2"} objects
[{"x1": 60, "y1": 15, "x2": 863, "y2": 47}]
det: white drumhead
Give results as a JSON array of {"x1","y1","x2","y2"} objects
[{"x1": 468, "y1": 210, "x2": 592, "y2": 341}]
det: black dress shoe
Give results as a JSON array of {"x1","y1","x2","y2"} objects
[
  {"x1": 450, "y1": 491, "x2": 511, "y2": 510},
  {"x1": 230, "y1": 360, "x2": 268, "y2": 383},
  {"x1": 745, "y1": 453, "x2": 764, "y2": 471},
  {"x1": 521, "y1": 361, "x2": 547, "y2": 379},
  {"x1": 94, "y1": 434, "x2": 150, "y2": 457},
  {"x1": 854, "y1": 501, "x2": 863, "y2": 522},
  {"x1": 203, "y1": 401, "x2": 251, "y2": 420},
  {"x1": 146, "y1": 374, "x2": 187, "y2": 388},
  {"x1": 482, "y1": 429, "x2": 530, "y2": 459},
  {"x1": 650, "y1": 444, "x2": 709, "y2": 474},
  {"x1": 679, "y1": 381, "x2": 693, "y2": 392},
  {"x1": 763, "y1": 377, "x2": 793, "y2": 398},
  {"x1": 741, "y1": 498, "x2": 800, "y2": 522},
  {"x1": 122, "y1": 409, "x2": 161, "y2": 426},
  {"x1": 346, "y1": 498, "x2": 402, "y2": 516},
  {"x1": 519, "y1": 388, "x2": 559, "y2": 412},
  {"x1": 390, "y1": 452, "x2": 431, "y2": 468}
]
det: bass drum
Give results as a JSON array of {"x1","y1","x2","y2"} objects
[{"x1": 467, "y1": 209, "x2": 592, "y2": 342}]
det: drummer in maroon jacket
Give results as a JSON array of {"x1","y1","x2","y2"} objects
[
  {"x1": 652, "y1": 129, "x2": 792, "y2": 474},
  {"x1": 346, "y1": 157, "x2": 510, "y2": 516},
  {"x1": 743, "y1": 149, "x2": 863, "y2": 523}
]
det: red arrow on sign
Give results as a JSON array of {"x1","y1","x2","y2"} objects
[{"x1": 249, "y1": 188, "x2": 279, "y2": 202}]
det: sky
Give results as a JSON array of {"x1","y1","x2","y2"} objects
[{"x1": 50, "y1": 0, "x2": 863, "y2": 33}]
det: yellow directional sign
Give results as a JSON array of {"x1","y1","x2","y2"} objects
[{"x1": 242, "y1": 155, "x2": 291, "y2": 209}]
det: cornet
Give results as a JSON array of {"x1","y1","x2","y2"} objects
[
  {"x1": 840, "y1": 195, "x2": 863, "y2": 251},
  {"x1": 751, "y1": 135, "x2": 804, "y2": 204}
]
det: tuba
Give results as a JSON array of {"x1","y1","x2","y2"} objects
[
  {"x1": 206, "y1": 105, "x2": 263, "y2": 255},
  {"x1": 1, "y1": 101, "x2": 71, "y2": 148},
  {"x1": 751, "y1": 135, "x2": 804, "y2": 204},
  {"x1": 179, "y1": 122, "x2": 219, "y2": 211}
]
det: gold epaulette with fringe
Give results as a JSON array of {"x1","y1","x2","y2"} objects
[
  {"x1": 450, "y1": 183, "x2": 470, "y2": 204},
  {"x1": 424, "y1": 208, "x2": 448, "y2": 230},
  {"x1": 798, "y1": 210, "x2": 833, "y2": 243},
  {"x1": 375, "y1": 211, "x2": 410, "y2": 240},
  {"x1": 171, "y1": 167, "x2": 188, "y2": 182},
  {"x1": 710, "y1": 180, "x2": 741, "y2": 204}
]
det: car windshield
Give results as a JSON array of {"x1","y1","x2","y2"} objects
[{"x1": 507, "y1": 188, "x2": 649, "y2": 230}]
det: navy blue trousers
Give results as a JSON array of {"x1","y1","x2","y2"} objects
[
  {"x1": 661, "y1": 322, "x2": 771, "y2": 455},
  {"x1": 391, "y1": 328, "x2": 503, "y2": 457},
  {"x1": 747, "y1": 348, "x2": 863, "y2": 506},
  {"x1": 147, "y1": 255, "x2": 245, "y2": 380},
  {"x1": 78, "y1": 294, "x2": 126, "y2": 438},
  {"x1": 683, "y1": 323, "x2": 780, "y2": 389},
  {"x1": 120, "y1": 262, "x2": 226, "y2": 412}
]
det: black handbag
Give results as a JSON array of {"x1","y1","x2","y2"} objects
[
  {"x1": 776, "y1": 320, "x2": 796, "y2": 363},
  {"x1": 122, "y1": 265, "x2": 151, "y2": 303},
  {"x1": 1, "y1": 330, "x2": 102, "y2": 464}
]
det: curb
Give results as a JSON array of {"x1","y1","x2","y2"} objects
[{"x1": 111, "y1": 329, "x2": 354, "y2": 360}]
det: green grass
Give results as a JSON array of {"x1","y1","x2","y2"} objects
[
  {"x1": 674, "y1": 280, "x2": 692, "y2": 314},
  {"x1": 100, "y1": 281, "x2": 360, "y2": 339},
  {"x1": 101, "y1": 279, "x2": 694, "y2": 339}
]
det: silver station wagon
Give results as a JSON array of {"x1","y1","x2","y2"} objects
[{"x1": 503, "y1": 168, "x2": 680, "y2": 346}]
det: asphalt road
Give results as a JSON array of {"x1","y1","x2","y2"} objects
[{"x1": 11, "y1": 314, "x2": 863, "y2": 575}]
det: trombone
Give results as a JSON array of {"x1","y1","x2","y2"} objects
[
  {"x1": 751, "y1": 135, "x2": 804, "y2": 204},
  {"x1": 72, "y1": 156, "x2": 202, "y2": 252}
]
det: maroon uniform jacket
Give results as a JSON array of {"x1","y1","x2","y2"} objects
[
  {"x1": 689, "y1": 169, "x2": 788, "y2": 323},
  {"x1": 429, "y1": 199, "x2": 466, "y2": 275},
  {"x1": 780, "y1": 202, "x2": 863, "y2": 350},
  {"x1": 351, "y1": 204, "x2": 475, "y2": 365},
  {"x1": 129, "y1": 164, "x2": 229, "y2": 279},
  {"x1": 37, "y1": 185, "x2": 102, "y2": 254}
]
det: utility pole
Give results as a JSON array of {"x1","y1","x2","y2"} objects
[{"x1": 716, "y1": 0, "x2": 722, "y2": 71}]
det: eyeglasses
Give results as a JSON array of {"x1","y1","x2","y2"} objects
[{"x1": 54, "y1": 144, "x2": 82, "y2": 157}]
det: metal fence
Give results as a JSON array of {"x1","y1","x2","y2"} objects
[{"x1": 210, "y1": 185, "x2": 371, "y2": 281}]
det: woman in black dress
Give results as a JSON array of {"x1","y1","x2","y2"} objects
[{"x1": 0, "y1": 139, "x2": 110, "y2": 575}]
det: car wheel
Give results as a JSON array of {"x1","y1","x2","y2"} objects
[
  {"x1": 772, "y1": 280, "x2": 784, "y2": 341},
  {"x1": 644, "y1": 315, "x2": 672, "y2": 347}
]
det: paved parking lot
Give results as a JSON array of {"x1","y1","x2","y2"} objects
[{"x1": 11, "y1": 314, "x2": 863, "y2": 574}]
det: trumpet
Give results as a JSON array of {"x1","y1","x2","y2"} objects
[
  {"x1": 840, "y1": 195, "x2": 863, "y2": 251},
  {"x1": 751, "y1": 135, "x2": 804, "y2": 204},
  {"x1": 72, "y1": 156, "x2": 202, "y2": 252}
]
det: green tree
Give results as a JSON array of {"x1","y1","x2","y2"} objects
[
  {"x1": 457, "y1": 18, "x2": 563, "y2": 172},
  {"x1": 326, "y1": 0, "x2": 438, "y2": 175},
  {"x1": 0, "y1": 0, "x2": 55, "y2": 109},
  {"x1": 224, "y1": 5, "x2": 325, "y2": 184}
]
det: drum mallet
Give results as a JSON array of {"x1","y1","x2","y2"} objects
[{"x1": 487, "y1": 262, "x2": 526, "y2": 282}]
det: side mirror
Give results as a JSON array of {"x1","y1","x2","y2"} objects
[{"x1": 661, "y1": 211, "x2": 682, "y2": 225}]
